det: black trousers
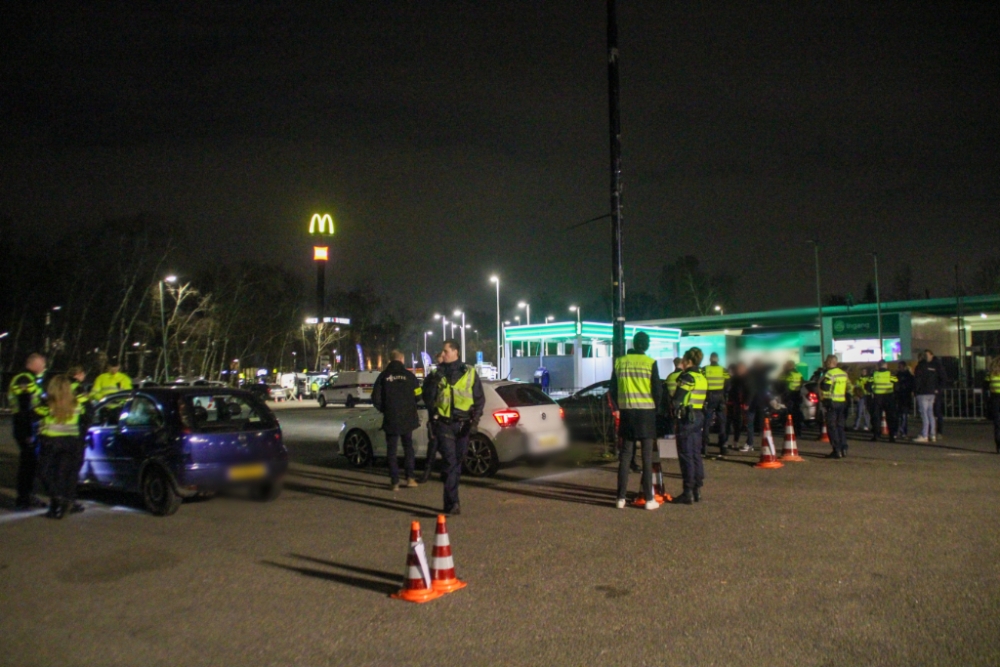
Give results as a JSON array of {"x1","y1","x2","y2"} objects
[
  {"x1": 434, "y1": 422, "x2": 469, "y2": 511},
  {"x1": 677, "y1": 412, "x2": 705, "y2": 492},
  {"x1": 42, "y1": 436, "x2": 85, "y2": 502},
  {"x1": 15, "y1": 435, "x2": 38, "y2": 506},
  {"x1": 702, "y1": 393, "x2": 728, "y2": 450},
  {"x1": 785, "y1": 391, "x2": 803, "y2": 436},
  {"x1": 617, "y1": 438, "x2": 653, "y2": 501},
  {"x1": 726, "y1": 402, "x2": 743, "y2": 444},
  {"x1": 825, "y1": 402, "x2": 848, "y2": 453},
  {"x1": 422, "y1": 421, "x2": 439, "y2": 474},
  {"x1": 871, "y1": 394, "x2": 897, "y2": 439},
  {"x1": 386, "y1": 432, "x2": 415, "y2": 484}
]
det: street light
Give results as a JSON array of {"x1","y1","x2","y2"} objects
[
  {"x1": 518, "y1": 302, "x2": 530, "y2": 356},
  {"x1": 160, "y1": 275, "x2": 177, "y2": 382},
  {"x1": 714, "y1": 304, "x2": 723, "y2": 316},
  {"x1": 490, "y1": 276, "x2": 501, "y2": 375},
  {"x1": 434, "y1": 313, "x2": 447, "y2": 341},
  {"x1": 807, "y1": 240, "x2": 824, "y2": 361},
  {"x1": 424, "y1": 330, "x2": 433, "y2": 355},
  {"x1": 569, "y1": 305, "x2": 581, "y2": 331},
  {"x1": 454, "y1": 309, "x2": 467, "y2": 363}
]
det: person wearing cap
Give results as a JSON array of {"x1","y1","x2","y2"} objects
[
  {"x1": 90, "y1": 356, "x2": 133, "y2": 402},
  {"x1": 671, "y1": 347, "x2": 708, "y2": 504},
  {"x1": 701, "y1": 352, "x2": 730, "y2": 458},
  {"x1": 7, "y1": 353, "x2": 47, "y2": 510},
  {"x1": 610, "y1": 332, "x2": 662, "y2": 510},
  {"x1": 870, "y1": 360, "x2": 898, "y2": 442}
]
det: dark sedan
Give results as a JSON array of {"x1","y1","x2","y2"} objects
[
  {"x1": 81, "y1": 388, "x2": 288, "y2": 516},
  {"x1": 557, "y1": 381, "x2": 615, "y2": 442}
]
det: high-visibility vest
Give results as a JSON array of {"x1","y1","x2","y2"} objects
[
  {"x1": 989, "y1": 373, "x2": 1000, "y2": 395},
  {"x1": 822, "y1": 368, "x2": 849, "y2": 402},
  {"x1": 435, "y1": 367, "x2": 478, "y2": 419},
  {"x1": 91, "y1": 372, "x2": 132, "y2": 401},
  {"x1": 783, "y1": 371, "x2": 803, "y2": 391},
  {"x1": 665, "y1": 370, "x2": 683, "y2": 396},
  {"x1": 703, "y1": 364, "x2": 729, "y2": 392},
  {"x1": 37, "y1": 405, "x2": 82, "y2": 438},
  {"x1": 70, "y1": 381, "x2": 90, "y2": 407},
  {"x1": 872, "y1": 370, "x2": 897, "y2": 395},
  {"x1": 614, "y1": 353, "x2": 656, "y2": 410},
  {"x1": 678, "y1": 369, "x2": 708, "y2": 410},
  {"x1": 7, "y1": 372, "x2": 42, "y2": 415}
]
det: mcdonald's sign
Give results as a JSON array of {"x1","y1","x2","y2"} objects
[{"x1": 309, "y1": 213, "x2": 335, "y2": 235}]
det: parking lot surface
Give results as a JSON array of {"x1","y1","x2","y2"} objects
[{"x1": 2, "y1": 407, "x2": 999, "y2": 667}]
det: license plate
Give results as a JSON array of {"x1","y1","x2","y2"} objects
[
  {"x1": 537, "y1": 434, "x2": 560, "y2": 449},
  {"x1": 228, "y1": 464, "x2": 267, "y2": 481}
]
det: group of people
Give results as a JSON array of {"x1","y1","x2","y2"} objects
[
  {"x1": 7, "y1": 353, "x2": 133, "y2": 517},
  {"x1": 371, "y1": 340, "x2": 484, "y2": 516}
]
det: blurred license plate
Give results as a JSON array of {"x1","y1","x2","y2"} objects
[
  {"x1": 228, "y1": 464, "x2": 267, "y2": 481},
  {"x1": 537, "y1": 434, "x2": 560, "y2": 449}
]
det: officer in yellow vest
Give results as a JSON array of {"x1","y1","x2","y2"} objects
[
  {"x1": 819, "y1": 355, "x2": 850, "y2": 458},
  {"x1": 422, "y1": 339, "x2": 485, "y2": 515},
  {"x1": 780, "y1": 360, "x2": 804, "y2": 437},
  {"x1": 986, "y1": 356, "x2": 1000, "y2": 454},
  {"x1": 90, "y1": 356, "x2": 133, "y2": 402},
  {"x1": 671, "y1": 347, "x2": 708, "y2": 504},
  {"x1": 35, "y1": 375, "x2": 86, "y2": 519},
  {"x1": 659, "y1": 357, "x2": 684, "y2": 439},
  {"x1": 611, "y1": 332, "x2": 662, "y2": 510},
  {"x1": 870, "y1": 360, "x2": 898, "y2": 443},
  {"x1": 702, "y1": 352, "x2": 730, "y2": 458},
  {"x1": 7, "y1": 353, "x2": 47, "y2": 510}
]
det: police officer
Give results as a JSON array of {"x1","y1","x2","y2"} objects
[
  {"x1": 852, "y1": 367, "x2": 873, "y2": 432},
  {"x1": 418, "y1": 352, "x2": 445, "y2": 483},
  {"x1": 671, "y1": 347, "x2": 707, "y2": 504},
  {"x1": 372, "y1": 350, "x2": 423, "y2": 491},
  {"x1": 658, "y1": 357, "x2": 684, "y2": 438},
  {"x1": 870, "y1": 360, "x2": 898, "y2": 442},
  {"x1": 422, "y1": 340, "x2": 485, "y2": 516},
  {"x1": 986, "y1": 357, "x2": 1000, "y2": 454},
  {"x1": 7, "y1": 353, "x2": 47, "y2": 510},
  {"x1": 820, "y1": 355, "x2": 850, "y2": 458},
  {"x1": 90, "y1": 355, "x2": 132, "y2": 402},
  {"x1": 702, "y1": 352, "x2": 730, "y2": 457},
  {"x1": 611, "y1": 332, "x2": 662, "y2": 510},
  {"x1": 780, "y1": 360, "x2": 804, "y2": 437},
  {"x1": 35, "y1": 375, "x2": 86, "y2": 519}
]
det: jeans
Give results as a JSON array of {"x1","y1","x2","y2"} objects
[
  {"x1": 676, "y1": 412, "x2": 705, "y2": 492},
  {"x1": 745, "y1": 408, "x2": 758, "y2": 448},
  {"x1": 825, "y1": 402, "x2": 847, "y2": 453},
  {"x1": 702, "y1": 393, "x2": 728, "y2": 450},
  {"x1": 386, "y1": 432, "x2": 415, "y2": 484},
  {"x1": 434, "y1": 422, "x2": 469, "y2": 511},
  {"x1": 617, "y1": 438, "x2": 653, "y2": 501},
  {"x1": 896, "y1": 397, "x2": 910, "y2": 436},
  {"x1": 917, "y1": 394, "x2": 936, "y2": 439},
  {"x1": 853, "y1": 396, "x2": 871, "y2": 430}
]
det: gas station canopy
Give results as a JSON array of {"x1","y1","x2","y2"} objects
[{"x1": 503, "y1": 321, "x2": 681, "y2": 345}]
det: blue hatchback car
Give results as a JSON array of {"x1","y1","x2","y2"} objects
[{"x1": 81, "y1": 387, "x2": 288, "y2": 516}]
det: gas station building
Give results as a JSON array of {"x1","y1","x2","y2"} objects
[{"x1": 501, "y1": 295, "x2": 1000, "y2": 394}]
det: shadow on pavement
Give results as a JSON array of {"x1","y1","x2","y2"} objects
[
  {"x1": 283, "y1": 480, "x2": 440, "y2": 517},
  {"x1": 260, "y1": 559, "x2": 399, "y2": 595},
  {"x1": 289, "y1": 468, "x2": 392, "y2": 491},
  {"x1": 289, "y1": 553, "x2": 400, "y2": 582}
]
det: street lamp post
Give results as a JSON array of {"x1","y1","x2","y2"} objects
[
  {"x1": 434, "y1": 313, "x2": 447, "y2": 341},
  {"x1": 160, "y1": 275, "x2": 177, "y2": 382},
  {"x1": 873, "y1": 252, "x2": 883, "y2": 360},
  {"x1": 454, "y1": 310, "x2": 466, "y2": 363},
  {"x1": 424, "y1": 331, "x2": 433, "y2": 355},
  {"x1": 518, "y1": 302, "x2": 530, "y2": 356},
  {"x1": 714, "y1": 304, "x2": 723, "y2": 316},
  {"x1": 807, "y1": 240, "x2": 824, "y2": 362},
  {"x1": 490, "y1": 276, "x2": 501, "y2": 375}
]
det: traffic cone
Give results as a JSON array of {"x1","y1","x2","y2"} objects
[
  {"x1": 755, "y1": 419, "x2": 784, "y2": 469},
  {"x1": 880, "y1": 413, "x2": 890, "y2": 437},
  {"x1": 391, "y1": 521, "x2": 442, "y2": 603},
  {"x1": 819, "y1": 422, "x2": 831, "y2": 443},
  {"x1": 780, "y1": 414, "x2": 804, "y2": 462},
  {"x1": 430, "y1": 515, "x2": 466, "y2": 594}
]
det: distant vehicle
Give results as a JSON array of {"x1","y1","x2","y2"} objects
[
  {"x1": 336, "y1": 380, "x2": 569, "y2": 477},
  {"x1": 317, "y1": 371, "x2": 379, "y2": 408},
  {"x1": 170, "y1": 378, "x2": 227, "y2": 388},
  {"x1": 245, "y1": 383, "x2": 290, "y2": 402},
  {"x1": 81, "y1": 388, "x2": 288, "y2": 516},
  {"x1": 557, "y1": 381, "x2": 614, "y2": 442}
]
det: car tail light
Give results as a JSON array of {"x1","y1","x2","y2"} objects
[
  {"x1": 493, "y1": 409, "x2": 520, "y2": 428},
  {"x1": 808, "y1": 392, "x2": 818, "y2": 403},
  {"x1": 559, "y1": 407, "x2": 565, "y2": 420}
]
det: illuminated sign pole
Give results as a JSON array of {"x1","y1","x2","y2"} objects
[{"x1": 309, "y1": 213, "x2": 335, "y2": 322}]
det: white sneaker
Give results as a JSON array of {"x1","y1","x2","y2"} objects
[
  {"x1": 913, "y1": 436, "x2": 929, "y2": 443},
  {"x1": 616, "y1": 499, "x2": 626, "y2": 509},
  {"x1": 930, "y1": 436, "x2": 937, "y2": 443},
  {"x1": 644, "y1": 500, "x2": 660, "y2": 511},
  {"x1": 739, "y1": 445, "x2": 751, "y2": 452}
]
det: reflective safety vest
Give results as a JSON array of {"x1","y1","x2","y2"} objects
[
  {"x1": 783, "y1": 371, "x2": 803, "y2": 391},
  {"x1": 989, "y1": 373, "x2": 1000, "y2": 395},
  {"x1": 821, "y1": 367, "x2": 849, "y2": 402},
  {"x1": 90, "y1": 372, "x2": 133, "y2": 401},
  {"x1": 703, "y1": 364, "x2": 729, "y2": 392},
  {"x1": 678, "y1": 369, "x2": 708, "y2": 410},
  {"x1": 70, "y1": 381, "x2": 90, "y2": 407},
  {"x1": 435, "y1": 367, "x2": 478, "y2": 419},
  {"x1": 7, "y1": 372, "x2": 42, "y2": 415},
  {"x1": 614, "y1": 353, "x2": 656, "y2": 410},
  {"x1": 37, "y1": 406, "x2": 82, "y2": 438},
  {"x1": 872, "y1": 370, "x2": 897, "y2": 395},
  {"x1": 856, "y1": 376, "x2": 872, "y2": 396},
  {"x1": 665, "y1": 370, "x2": 683, "y2": 396}
]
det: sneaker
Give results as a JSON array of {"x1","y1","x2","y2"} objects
[
  {"x1": 644, "y1": 500, "x2": 660, "y2": 510},
  {"x1": 739, "y1": 445, "x2": 751, "y2": 453},
  {"x1": 615, "y1": 499, "x2": 626, "y2": 509},
  {"x1": 390, "y1": 483, "x2": 399, "y2": 491},
  {"x1": 930, "y1": 436, "x2": 937, "y2": 443},
  {"x1": 406, "y1": 478, "x2": 419, "y2": 488},
  {"x1": 913, "y1": 436, "x2": 929, "y2": 443}
]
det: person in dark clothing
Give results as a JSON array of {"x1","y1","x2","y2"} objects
[
  {"x1": 422, "y1": 340, "x2": 485, "y2": 515},
  {"x1": 914, "y1": 349, "x2": 947, "y2": 443},
  {"x1": 610, "y1": 332, "x2": 663, "y2": 509},
  {"x1": 726, "y1": 363, "x2": 747, "y2": 448},
  {"x1": 372, "y1": 350, "x2": 423, "y2": 491},
  {"x1": 418, "y1": 352, "x2": 444, "y2": 483},
  {"x1": 670, "y1": 347, "x2": 708, "y2": 505},
  {"x1": 6, "y1": 353, "x2": 47, "y2": 510},
  {"x1": 893, "y1": 361, "x2": 915, "y2": 439},
  {"x1": 742, "y1": 361, "x2": 770, "y2": 451}
]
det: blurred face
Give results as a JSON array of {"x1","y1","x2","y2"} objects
[
  {"x1": 108, "y1": 365, "x2": 120, "y2": 374},
  {"x1": 735, "y1": 363, "x2": 746, "y2": 375},
  {"x1": 27, "y1": 355, "x2": 46, "y2": 375},
  {"x1": 924, "y1": 351, "x2": 934, "y2": 361},
  {"x1": 710, "y1": 354, "x2": 718, "y2": 364},
  {"x1": 441, "y1": 344, "x2": 459, "y2": 363}
]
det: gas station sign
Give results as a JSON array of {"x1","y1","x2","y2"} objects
[{"x1": 831, "y1": 314, "x2": 900, "y2": 339}]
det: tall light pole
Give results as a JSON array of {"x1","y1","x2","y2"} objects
[
  {"x1": 424, "y1": 331, "x2": 433, "y2": 355},
  {"x1": 608, "y1": 0, "x2": 626, "y2": 360},
  {"x1": 160, "y1": 275, "x2": 177, "y2": 382},
  {"x1": 0, "y1": 331, "x2": 8, "y2": 373},
  {"x1": 872, "y1": 252, "x2": 883, "y2": 360},
  {"x1": 518, "y1": 302, "x2": 530, "y2": 357},
  {"x1": 434, "y1": 313, "x2": 447, "y2": 341},
  {"x1": 569, "y1": 305, "x2": 581, "y2": 330},
  {"x1": 454, "y1": 310, "x2": 467, "y2": 363},
  {"x1": 490, "y1": 276, "x2": 501, "y2": 374},
  {"x1": 714, "y1": 304, "x2": 724, "y2": 316},
  {"x1": 807, "y1": 240, "x2": 824, "y2": 362}
]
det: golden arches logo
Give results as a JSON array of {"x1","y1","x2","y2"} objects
[{"x1": 309, "y1": 213, "x2": 334, "y2": 235}]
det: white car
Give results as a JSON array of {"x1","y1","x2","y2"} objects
[
  {"x1": 336, "y1": 380, "x2": 569, "y2": 477},
  {"x1": 318, "y1": 371, "x2": 379, "y2": 408}
]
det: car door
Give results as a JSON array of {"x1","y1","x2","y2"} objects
[
  {"x1": 82, "y1": 395, "x2": 130, "y2": 487},
  {"x1": 116, "y1": 395, "x2": 167, "y2": 491}
]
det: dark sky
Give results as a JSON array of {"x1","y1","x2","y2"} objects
[{"x1": 2, "y1": 1, "x2": 997, "y2": 321}]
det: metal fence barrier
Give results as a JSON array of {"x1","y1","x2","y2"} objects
[{"x1": 937, "y1": 389, "x2": 988, "y2": 420}]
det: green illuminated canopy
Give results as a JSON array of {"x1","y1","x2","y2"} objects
[{"x1": 504, "y1": 321, "x2": 681, "y2": 344}]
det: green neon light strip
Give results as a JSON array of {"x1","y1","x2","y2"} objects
[{"x1": 504, "y1": 321, "x2": 681, "y2": 343}]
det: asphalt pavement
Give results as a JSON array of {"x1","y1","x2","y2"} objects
[{"x1": 2, "y1": 407, "x2": 999, "y2": 667}]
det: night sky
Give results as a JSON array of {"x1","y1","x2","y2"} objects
[{"x1": 2, "y1": 1, "x2": 997, "y2": 320}]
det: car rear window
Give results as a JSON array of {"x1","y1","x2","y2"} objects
[
  {"x1": 495, "y1": 384, "x2": 556, "y2": 407},
  {"x1": 186, "y1": 394, "x2": 277, "y2": 431}
]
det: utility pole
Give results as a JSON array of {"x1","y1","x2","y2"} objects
[
  {"x1": 955, "y1": 264, "x2": 966, "y2": 388},
  {"x1": 607, "y1": 0, "x2": 625, "y2": 359},
  {"x1": 873, "y1": 252, "x2": 883, "y2": 359},
  {"x1": 808, "y1": 241, "x2": 824, "y2": 363}
]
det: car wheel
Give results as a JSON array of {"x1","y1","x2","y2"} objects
[
  {"x1": 141, "y1": 466, "x2": 182, "y2": 516},
  {"x1": 318, "y1": 394, "x2": 327, "y2": 408},
  {"x1": 463, "y1": 435, "x2": 499, "y2": 477},
  {"x1": 345, "y1": 395, "x2": 357, "y2": 409},
  {"x1": 250, "y1": 477, "x2": 283, "y2": 502},
  {"x1": 342, "y1": 429, "x2": 373, "y2": 468}
]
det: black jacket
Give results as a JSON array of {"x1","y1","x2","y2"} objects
[
  {"x1": 372, "y1": 360, "x2": 421, "y2": 434},
  {"x1": 914, "y1": 358, "x2": 947, "y2": 395},
  {"x1": 894, "y1": 369, "x2": 915, "y2": 400},
  {"x1": 421, "y1": 360, "x2": 485, "y2": 424}
]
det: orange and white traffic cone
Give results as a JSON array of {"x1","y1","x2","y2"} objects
[
  {"x1": 430, "y1": 515, "x2": 467, "y2": 594},
  {"x1": 780, "y1": 414, "x2": 804, "y2": 462},
  {"x1": 880, "y1": 413, "x2": 890, "y2": 437},
  {"x1": 755, "y1": 420, "x2": 784, "y2": 469},
  {"x1": 819, "y1": 422, "x2": 831, "y2": 443},
  {"x1": 391, "y1": 521, "x2": 442, "y2": 603},
  {"x1": 632, "y1": 462, "x2": 670, "y2": 506}
]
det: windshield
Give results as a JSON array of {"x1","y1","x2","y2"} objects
[{"x1": 495, "y1": 384, "x2": 556, "y2": 407}]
